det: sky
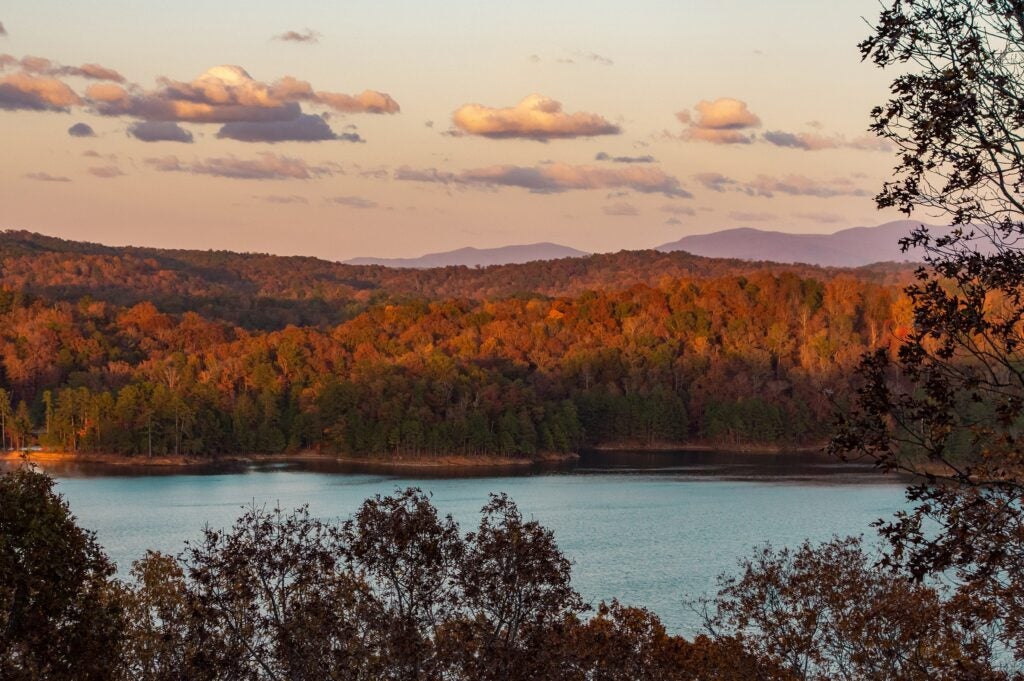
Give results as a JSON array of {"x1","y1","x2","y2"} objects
[{"x1": 0, "y1": 1, "x2": 907, "y2": 260}]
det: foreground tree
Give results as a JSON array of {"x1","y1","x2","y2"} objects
[
  {"x1": 828, "y1": 0, "x2": 1024, "y2": 670},
  {"x1": 116, "y1": 486, "x2": 782, "y2": 680},
  {"x1": 0, "y1": 465, "x2": 124, "y2": 680},
  {"x1": 703, "y1": 537, "x2": 1006, "y2": 680}
]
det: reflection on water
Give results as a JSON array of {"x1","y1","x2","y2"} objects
[{"x1": 3, "y1": 449, "x2": 908, "y2": 635}]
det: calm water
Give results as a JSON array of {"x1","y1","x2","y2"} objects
[{"x1": 16, "y1": 451, "x2": 907, "y2": 634}]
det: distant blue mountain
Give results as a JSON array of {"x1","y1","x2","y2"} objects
[
  {"x1": 656, "y1": 220, "x2": 950, "y2": 267},
  {"x1": 345, "y1": 242, "x2": 588, "y2": 268}
]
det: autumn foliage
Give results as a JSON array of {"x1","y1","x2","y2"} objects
[{"x1": 0, "y1": 248, "x2": 912, "y2": 458}]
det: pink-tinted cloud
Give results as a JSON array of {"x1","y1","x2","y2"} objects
[
  {"x1": 745, "y1": 174, "x2": 868, "y2": 198},
  {"x1": 763, "y1": 129, "x2": 893, "y2": 152},
  {"x1": 677, "y1": 98, "x2": 761, "y2": 144},
  {"x1": 696, "y1": 171, "x2": 868, "y2": 198},
  {"x1": 0, "y1": 72, "x2": 81, "y2": 111},
  {"x1": 62, "y1": 63, "x2": 125, "y2": 82},
  {"x1": 274, "y1": 29, "x2": 320, "y2": 43},
  {"x1": 313, "y1": 89, "x2": 400, "y2": 114},
  {"x1": 87, "y1": 65, "x2": 399, "y2": 123},
  {"x1": 396, "y1": 162, "x2": 691, "y2": 197},
  {"x1": 693, "y1": 172, "x2": 738, "y2": 192},
  {"x1": 452, "y1": 94, "x2": 620, "y2": 140},
  {"x1": 0, "y1": 54, "x2": 124, "y2": 82},
  {"x1": 145, "y1": 152, "x2": 331, "y2": 180},
  {"x1": 84, "y1": 82, "x2": 130, "y2": 105}
]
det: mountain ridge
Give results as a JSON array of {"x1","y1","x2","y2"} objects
[
  {"x1": 344, "y1": 220, "x2": 954, "y2": 269},
  {"x1": 655, "y1": 219, "x2": 945, "y2": 267},
  {"x1": 344, "y1": 242, "x2": 588, "y2": 268}
]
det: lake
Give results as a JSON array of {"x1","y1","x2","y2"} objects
[{"x1": 14, "y1": 450, "x2": 907, "y2": 635}]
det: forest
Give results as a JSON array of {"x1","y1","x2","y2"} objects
[{"x1": 0, "y1": 234, "x2": 912, "y2": 458}]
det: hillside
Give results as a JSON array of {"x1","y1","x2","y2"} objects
[{"x1": 0, "y1": 230, "x2": 916, "y2": 329}]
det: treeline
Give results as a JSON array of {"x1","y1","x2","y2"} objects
[
  {"x1": 0, "y1": 229, "x2": 914, "y2": 329},
  {"x1": 0, "y1": 268, "x2": 908, "y2": 458},
  {"x1": 2, "y1": 467, "x2": 1010, "y2": 680}
]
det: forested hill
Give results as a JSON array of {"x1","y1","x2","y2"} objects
[
  {"x1": 0, "y1": 229, "x2": 918, "y2": 459},
  {"x1": 0, "y1": 230, "x2": 915, "y2": 329}
]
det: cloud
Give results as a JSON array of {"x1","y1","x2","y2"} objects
[
  {"x1": 145, "y1": 152, "x2": 330, "y2": 180},
  {"x1": 82, "y1": 149, "x2": 115, "y2": 160},
  {"x1": 67, "y1": 122, "x2": 95, "y2": 137},
  {"x1": 262, "y1": 194, "x2": 308, "y2": 204},
  {"x1": 88, "y1": 165, "x2": 124, "y2": 178},
  {"x1": 729, "y1": 211, "x2": 776, "y2": 222},
  {"x1": 581, "y1": 52, "x2": 613, "y2": 66},
  {"x1": 452, "y1": 94, "x2": 620, "y2": 140},
  {"x1": 216, "y1": 113, "x2": 362, "y2": 143},
  {"x1": 695, "y1": 171, "x2": 868, "y2": 198},
  {"x1": 394, "y1": 167, "x2": 456, "y2": 183},
  {"x1": 0, "y1": 22, "x2": 6, "y2": 37},
  {"x1": 665, "y1": 217, "x2": 683, "y2": 225},
  {"x1": 128, "y1": 120, "x2": 194, "y2": 143},
  {"x1": 57, "y1": 63, "x2": 125, "y2": 82},
  {"x1": 396, "y1": 162, "x2": 691, "y2": 197},
  {"x1": 595, "y1": 152, "x2": 656, "y2": 163},
  {"x1": 694, "y1": 172, "x2": 738, "y2": 192},
  {"x1": 763, "y1": 129, "x2": 893, "y2": 152},
  {"x1": 660, "y1": 204, "x2": 696, "y2": 216},
  {"x1": 530, "y1": 52, "x2": 613, "y2": 66},
  {"x1": 328, "y1": 195, "x2": 378, "y2": 209},
  {"x1": 677, "y1": 98, "x2": 761, "y2": 144},
  {"x1": 0, "y1": 72, "x2": 81, "y2": 111},
  {"x1": 25, "y1": 171, "x2": 70, "y2": 182},
  {"x1": 0, "y1": 54, "x2": 124, "y2": 82},
  {"x1": 274, "y1": 29, "x2": 320, "y2": 43},
  {"x1": 745, "y1": 174, "x2": 869, "y2": 198},
  {"x1": 603, "y1": 201, "x2": 639, "y2": 216},
  {"x1": 87, "y1": 65, "x2": 399, "y2": 123},
  {"x1": 313, "y1": 89, "x2": 400, "y2": 114}
]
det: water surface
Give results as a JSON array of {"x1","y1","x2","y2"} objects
[{"x1": 19, "y1": 450, "x2": 907, "y2": 634}]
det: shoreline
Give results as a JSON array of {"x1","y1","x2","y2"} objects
[
  {"x1": 2, "y1": 441, "x2": 843, "y2": 473},
  {"x1": 0, "y1": 449, "x2": 581, "y2": 471}
]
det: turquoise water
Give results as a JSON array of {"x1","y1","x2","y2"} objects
[{"x1": 30, "y1": 452, "x2": 906, "y2": 634}]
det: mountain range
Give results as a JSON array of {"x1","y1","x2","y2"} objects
[
  {"x1": 655, "y1": 220, "x2": 945, "y2": 267},
  {"x1": 346, "y1": 220, "x2": 945, "y2": 269},
  {"x1": 344, "y1": 242, "x2": 588, "y2": 268}
]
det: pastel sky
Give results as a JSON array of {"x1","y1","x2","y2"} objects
[{"x1": 0, "y1": 1, "x2": 906, "y2": 259}]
